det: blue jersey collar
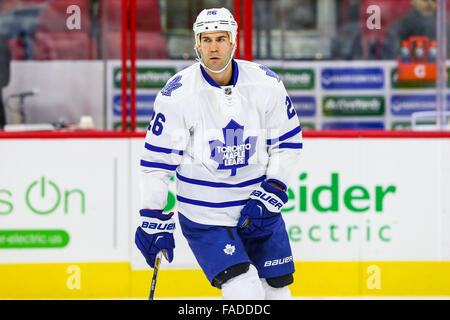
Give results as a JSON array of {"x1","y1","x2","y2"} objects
[{"x1": 200, "y1": 59, "x2": 239, "y2": 89}]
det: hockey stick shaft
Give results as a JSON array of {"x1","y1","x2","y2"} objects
[{"x1": 149, "y1": 251, "x2": 163, "y2": 300}]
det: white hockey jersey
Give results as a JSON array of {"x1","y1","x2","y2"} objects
[{"x1": 140, "y1": 59, "x2": 303, "y2": 226}]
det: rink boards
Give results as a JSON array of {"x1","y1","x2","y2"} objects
[{"x1": 0, "y1": 131, "x2": 450, "y2": 299}]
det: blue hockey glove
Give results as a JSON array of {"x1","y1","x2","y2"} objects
[
  {"x1": 135, "y1": 209, "x2": 175, "y2": 268},
  {"x1": 237, "y1": 180, "x2": 288, "y2": 240}
]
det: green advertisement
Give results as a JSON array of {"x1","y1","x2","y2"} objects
[
  {"x1": 285, "y1": 172, "x2": 396, "y2": 243},
  {"x1": 322, "y1": 96, "x2": 385, "y2": 116},
  {"x1": 1, "y1": 177, "x2": 85, "y2": 216},
  {"x1": 0, "y1": 230, "x2": 69, "y2": 249},
  {"x1": 114, "y1": 66, "x2": 177, "y2": 89},
  {"x1": 270, "y1": 67, "x2": 315, "y2": 90},
  {"x1": 0, "y1": 176, "x2": 87, "y2": 249}
]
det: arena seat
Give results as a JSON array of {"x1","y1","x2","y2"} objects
[
  {"x1": 135, "y1": 0, "x2": 162, "y2": 33},
  {"x1": 99, "y1": 0, "x2": 162, "y2": 33},
  {"x1": 98, "y1": 0, "x2": 122, "y2": 33},
  {"x1": 33, "y1": 32, "x2": 96, "y2": 60},
  {"x1": 32, "y1": 0, "x2": 95, "y2": 59},
  {"x1": 106, "y1": 33, "x2": 168, "y2": 60},
  {"x1": 135, "y1": 34, "x2": 168, "y2": 59},
  {"x1": 8, "y1": 38, "x2": 26, "y2": 60},
  {"x1": 98, "y1": 0, "x2": 167, "y2": 59},
  {"x1": 34, "y1": 0, "x2": 91, "y2": 33},
  {"x1": 360, "y1": 0, "x2": 411, "y2": 31}
]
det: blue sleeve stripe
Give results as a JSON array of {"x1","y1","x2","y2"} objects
[
  {"x1": 266, "y1": 126, "x2": 302, "y2": 145},
  {"x1": 140, "y1": 160, "x2": 178, "y2": 171},
  {"x1": 145, "y1": 142, "x2": 184, "y2": 155},
  {"x1": 176, "y1": 195, "x2": 248, "y2": 208},
  {"x1": 176, "y1": 172, "x2": 265, "y2": 188},
  {"x1": 277, "y1": 142, "x2": 303, "y2": 149}
]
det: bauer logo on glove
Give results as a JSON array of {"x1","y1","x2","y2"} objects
[
  {"x1": 135, "y1": 209, "x2": 176, "y2": 269},
  {"x1": 238, "y1": 179, "x2": 288, "y2": 240},
  {"x1": 141, "y1": 220, "x2": 176, "y2": 231},
  {"x1": 249, "y1": 189, "x2": 284, "y2": 211}
]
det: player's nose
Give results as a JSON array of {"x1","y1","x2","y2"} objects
[{"x1": 209, "y1": 41, "x2": 220, "y2": 52}]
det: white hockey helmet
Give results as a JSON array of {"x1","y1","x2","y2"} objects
[{"x1": 193, "y1": 8, "x2": 238, "y2": 47}]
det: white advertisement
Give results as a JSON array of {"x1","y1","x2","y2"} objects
[
  {"x1": 0, "y1": 138, "x2": 130, "y2": 263},
  {"x1": 1, "y1": 137, "x2": 449, "y2": 268},
  {"x1": 282, "y1": 138, "x2": 450, "y2": 261}
]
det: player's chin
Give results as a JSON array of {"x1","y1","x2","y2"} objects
[{"x1": 206, "y1": 60, "x2": 224, "y2": 71}]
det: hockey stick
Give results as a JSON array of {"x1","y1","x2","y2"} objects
[{"x1": 149, "y1": 251, "x2": 163, "y2": 300}]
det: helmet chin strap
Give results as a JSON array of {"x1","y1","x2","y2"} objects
[{"x1": 195, "y1": 44, "x2": 236, "y2": 74}]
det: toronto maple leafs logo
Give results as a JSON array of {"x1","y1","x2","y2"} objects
[
  {"x1": 223, "y1": 244, "x2": 235, "y2": 255},
  {"x1": 161, "y1": 75, "x2": 182, "y2": 96},
  {"x1": 209, "y1": 119, "x2": 257, "y2": 176},
  {"x1": 259, "y1": 65, "x2": 280, "y2": 82}
]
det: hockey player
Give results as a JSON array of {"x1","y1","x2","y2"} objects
[{"x1": 135, "y1": 7, "x2": 303, "y2": 300}]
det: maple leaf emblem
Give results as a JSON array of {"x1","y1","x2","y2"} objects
[
  {"x1": 161, "y1": 75, "x2": 182, "y2": 96},
  {"x1": 259, "y1": 65, "x2": 280, "y2": 82},
  {"x1": 209, "y1": 120, "x2": 258, "y2": 176},
  {"x1": 223, "y1": 244, "x2": 235, "y2": 255}
]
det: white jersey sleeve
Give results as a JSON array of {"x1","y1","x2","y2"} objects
[
  {"x1": 139, "y1": 89, "x2": 189, "y2": 211},
  {"x1": 264, "y1": 78, "x2": 303, "y2": 189}
]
